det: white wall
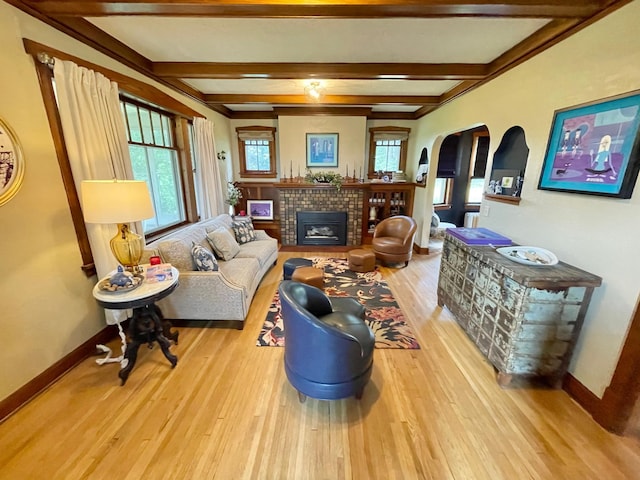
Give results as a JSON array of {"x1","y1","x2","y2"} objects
[
  {"x1": 413, "y1": 0, "x2": 640, "y2": 396},
  {"x1": 0, "y1": 2, "x2": 231, "y2": 401},
  {"x1": 278, "y1": 116, "x2": 367, "y2": 179}
]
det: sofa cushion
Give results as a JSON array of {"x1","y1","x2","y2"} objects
[
  {"x1": 236, "y1": 239, "x2": 278, "y2": 269},
  {"x1": 157, "y1": 239, "x2": 193, "y2": 270},
  {"x1": 217, "y1": 257, "x2": 260, "y2": 296},
  {"x1": 207, "y1": 227, "x2": 240, "y2": 261},
  {"x1": 156, "y1": 225, "x2": 213, "y2": 271},
  {"x1": 232, "y1": 218, "x2": 256, "y2": 244},
  {"x1": 191, "y1": 242, "x2": 218, "y2": 271},
  {"x1": 204, "y1": 214, "x2": 234, "y2": 237}
]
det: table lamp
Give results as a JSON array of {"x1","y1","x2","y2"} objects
[{"x1": 81, "y1": 180, "x2": 155, "y2": 272}]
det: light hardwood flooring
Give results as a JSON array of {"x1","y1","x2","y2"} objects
[{"x1": 1, "y1": 249, "x2": 640, "y2": 479}]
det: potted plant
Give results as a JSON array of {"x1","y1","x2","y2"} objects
[
  {"x1": 304, "y1": 169, "x2": 343, "y2": 191},
  {"x1": 226, "y1": 182, "x2": 242, "y2": 216}
]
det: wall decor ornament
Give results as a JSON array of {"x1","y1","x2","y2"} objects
[
  {"x1": 306, "y1": 133, "x2": 338, "y2": 167},
  {"x1": 0, "y1": 117, "x2": 25, "y2": 206},
  {"x1": 538, "y1": 91, "x2": 640, "y2": 198}
]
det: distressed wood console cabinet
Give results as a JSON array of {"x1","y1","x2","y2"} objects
[{"x1": 437, "y1": 233, "x2": 602, "y2": 387}]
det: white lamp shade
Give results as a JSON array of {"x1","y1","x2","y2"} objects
[{"x1": 81, "y1": 180, "x2": 155, "y2": 224}]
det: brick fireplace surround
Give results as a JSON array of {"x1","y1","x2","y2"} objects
[{"x1": 278, "y1": 184, "x2": 364, "y2": 246}]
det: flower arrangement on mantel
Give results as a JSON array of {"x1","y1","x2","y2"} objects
[
  {"x1": 226, "y1": 182, "x2": 242, "y2": 206},
  {"x1": 304, "y1": 169, "x2": 343, "y2": 191}
]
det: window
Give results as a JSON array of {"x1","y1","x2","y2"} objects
[
  {"x1": 467, "y1": 133, "x2": 490, "y2": 204},
  {"x1": 374, "y1": 139, "x2": 401, "y2": 171},
  {"x1": 433, "y1": 178, "x2": 453, "y2": 205},
  {"x1": 236, "y1": 126, "x2": 277, "y2": 178},
  {"x1": 468, "y1": 178, "x2": 485, "y2": 203},
  {"x1": 368, "y1": 126, "x2": 410, "y2": 178},
  {"x1": 29, "y1": 44, "x2": 202, "y2": 275},
  {"x1": 434, "y1": 134, "x2": 458, "y2": 206},
  {"x1": 121, "y1": 98, "x2": 187, "y2": 234}
]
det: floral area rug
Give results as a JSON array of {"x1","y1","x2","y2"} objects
[{"x1": 256, "y1": 257, "x2": 420, "y2": 349}]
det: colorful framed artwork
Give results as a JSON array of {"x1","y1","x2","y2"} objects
[
  {"x1": 306, "y1": 133, "x2": 338, "y2": 168},
  {"x1": 246, "y1": 199, "x2": 274, "y2": 220},
  {"x1": 0, "y1": 117, "x2": 25, "y2": 206},
  {"x1": 538, "y1": 90, "x2": 640, "y2": 198}
]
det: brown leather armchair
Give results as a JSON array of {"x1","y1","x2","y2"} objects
[{"x1": 372, "y1": 215, "x2": 417, "y2": 267}]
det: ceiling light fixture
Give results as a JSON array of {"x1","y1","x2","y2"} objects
[{"x1": 304, "y1": 81, "x2": 324, "y2": 101}]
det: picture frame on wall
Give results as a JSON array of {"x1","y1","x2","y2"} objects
[
  {"x1": 306, "y1": 133, "x2": 338, "y2": 168},
  {"x1": 0, "y1": 117, "x2": 25, "y2": 207},
  {"x1": 538, "y1": 90, "x2": 640, "y2": 199},
  {"x1": 246, "y1": 199, "x2": 274, "y2": 220}
]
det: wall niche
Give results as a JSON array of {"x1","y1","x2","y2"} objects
[{"x1": 485, "y1": 126, "x2": 529, "y2": 205}]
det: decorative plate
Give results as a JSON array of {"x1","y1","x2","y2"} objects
[
  {"x1": 98, "y1": 274, "x2": 144, "y2": 293},
  {"x1": 496, "y1": 246, "x2": 559, "y2": 266}
]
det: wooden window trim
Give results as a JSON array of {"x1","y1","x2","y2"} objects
[
  {"x1": 25, "y1": 39, "x2": 200, "y2": 274},
  {"x1": 121, "y1": 97, "x2": 197, "y2": 237},
  {"x1": 236, "y1": 126, "x2": 277, "y2": 178},
  {"x1": 24, "y1": 39, "x2": 200, "y2": 119},
  {"x1": 32, "y1": 61, "x2": 96, "y2": 276},
  {"x1": 434, "y1": 178, "x2": 454, "y2": 207},
  {"x1": 367, "y1": 126, "x2": 411, "y2": 179}
]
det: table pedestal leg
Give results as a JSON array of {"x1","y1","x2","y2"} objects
[
  {"x1": 118, "y1": 339, "x2": 142, "y2": 386},
  {"x1": 150, "y1": 303, "x2": 179, "y2": 345},
  {"x1": 118, "y1": 303, "x2": 178, "y2": 386}
]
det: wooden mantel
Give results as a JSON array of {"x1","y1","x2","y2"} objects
[{"x1": 274, "y1": 181, "x2": 418, "y2": 189}]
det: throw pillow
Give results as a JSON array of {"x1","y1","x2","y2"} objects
[
  {"x1": 191, "y1": 242, "x2": 218, "y2": 271},
  {"x1": 157, "y1": 239, "x2": 193, "y2": 271},
  {"x1": 232, "y1": 219, "x2": 256, "y2": 245},
  {"x1": 207, "y1": 227, "x2": 240, "y2": 261}
]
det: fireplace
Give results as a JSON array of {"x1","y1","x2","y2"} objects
[
  {"x1": 296, "y1": 211, "x2": 347, "y2": 246},
  {"x1": 278, "y1": 186, "x2": 363, "y2": 246}
]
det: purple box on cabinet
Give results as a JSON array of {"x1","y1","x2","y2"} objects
[{"x1": 446, "y1": 227, "x2": 512, "y2": 246}]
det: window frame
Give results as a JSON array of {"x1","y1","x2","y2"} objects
[
  {"x1": 433, "y1": 177, "x2": 454, "y2": 208},
  {"x1": 120, "y1": 96, "x2": 194, "y2": 238},
  {"x1": 367, "y1": 126, "x2": 410, "y2": 179},
  {"x1": 466, "y1": 132, "x2": 490, "y2": 205},
  {"x1": 236, "y1": 126, "x2": 277, "y2": 178},
  {"x1": 27, "y1": 40, "x2": 201, "y2": 274}
]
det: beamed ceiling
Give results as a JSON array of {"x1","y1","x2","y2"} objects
[{"x1": 8, "y1": 0, "x2": 632, "y2": 119}]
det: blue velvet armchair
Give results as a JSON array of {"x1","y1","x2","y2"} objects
[{"x1": 278, "y1": 280, "x2": 375, "y2": 402}]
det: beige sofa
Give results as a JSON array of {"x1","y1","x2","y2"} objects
[{"x1": 144, "y1": 214, "x2": 278, "y2": 328}]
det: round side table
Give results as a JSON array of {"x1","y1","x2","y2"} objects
[{"x1": 92, "y1": 266, "x2": 180, "y2": 385}]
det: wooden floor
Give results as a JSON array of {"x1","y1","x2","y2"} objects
[{"x1": 2, "y1": 248, "x2": 640, "y2": 479}]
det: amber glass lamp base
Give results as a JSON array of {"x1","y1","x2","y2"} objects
[{"x1": 110, "y1": 223, "x2": 145, "y2": 271}]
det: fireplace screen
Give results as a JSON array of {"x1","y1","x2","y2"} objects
[{"x1": 296, "y1": 211, "x2": 347, "y2": 246}]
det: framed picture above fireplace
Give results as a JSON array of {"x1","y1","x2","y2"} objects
[
  {"x1": 247, "y1": 199, "x2": 274, "y2": 220},
  {"x1": 306, "y1": 133, "x2": 338, "y2": 167}
]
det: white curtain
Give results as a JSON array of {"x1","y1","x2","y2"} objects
[
  {"x1": 193, "y1": 117, "x2": 225, "y2": 219},
  {"x1": 54, "y1": 59, "x2": 134, "y2": 324}
]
